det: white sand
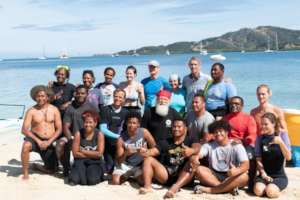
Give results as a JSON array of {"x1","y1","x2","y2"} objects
[{"x1": 1, "y1": 127, "x2": 300, "y2": 200}]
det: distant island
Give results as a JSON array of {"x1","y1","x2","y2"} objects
[{"x1": 113, "y1": 26, "x2": 300, "y2": 55}]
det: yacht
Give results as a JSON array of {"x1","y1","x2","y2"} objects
[
  {"x1": 199, "y1": 41, "x2": 208, "y2": 55},
  {"x1": 210, "y1": 54, "x2": 226, "y2": 61},
  {"x1": 166, "y1": 49, "x2": 170, "y2": 56},
  {"x1": 264, "y1": 35, "x2": 274, "y2": 53}
]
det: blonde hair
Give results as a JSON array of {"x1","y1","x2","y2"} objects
[{"x1": 257, "y1": 84, "x2": 271, "y2": 94}]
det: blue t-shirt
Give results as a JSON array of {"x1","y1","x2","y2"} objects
[
  {"x1": 205, "y1": 81, "x2": 237, "y2": 111},
  {"x1": 141, "y1": 76, "x2": 170, "y2": 108},
  {"x1": 169, "y1": 88, "x2": 186, "y2": 114}
]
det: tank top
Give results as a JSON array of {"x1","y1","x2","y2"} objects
[
  {"x1": 121, "y1": 128, "x2": 145, "y2": 166},
  {"x1": 121, "y1": 81, "x2": 140, "y2": 107},
  {"x1": 80, "y1": 128, "x2": 99, "y2": 151}
]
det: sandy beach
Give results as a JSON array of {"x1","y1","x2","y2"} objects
[{"x1": 1, "y1": 127, "x2": 300, "y2": 200}]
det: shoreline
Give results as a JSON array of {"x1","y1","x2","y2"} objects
[{"x1": 1, "y1": 127, "x2": 300, "y2": 200}]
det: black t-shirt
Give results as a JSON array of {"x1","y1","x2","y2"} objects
[
  {"x1": 156, "y1": 136, "x2": 196, "y2": 173},
  {"x1": 142, "y1": 107, "x2": 181, "y2": 142},
  {"x1": 63, "y1": 101, "x2": 99, "y2": 133},
  {"x1": 51, "y1": 82, "x2": 76, "y2": 108},
  {"x1": 100, "y1": 105, "x2": 129, "y2": 136},
  {"x1": 79, "y1": 128, "x2": 100, "y2": 151}
]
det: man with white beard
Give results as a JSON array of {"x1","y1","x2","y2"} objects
[{"x1": 142, "y1": 90, "x2": 181, "y2": 142}]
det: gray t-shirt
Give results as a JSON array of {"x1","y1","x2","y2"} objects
[
  {"x1": 186, "y1": 111, "x2": 215, "y2": 141},
  {"x1": 200, "y1": 141, "x2": 248, "y2": 172},
  {"x1": 182, "y1": 73, "x2": 210, "y2": 111}
]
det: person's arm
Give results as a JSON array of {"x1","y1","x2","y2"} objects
[
  {"x1": 227, "y1": 160, "x2": 249, "y2": 177},
  {"x1": 143, "y1": 128, "x2": 156, "y2": 148},
  {"x1": 72, "y1": 131, "x2": 86, "y2": 158},
  {"x1": 100, "y1": 123, "x2": 120, "y2": 139},
  {"x1": 21, "y1": 109, "x2": 43, "y2": 145},
  {"x1": 270, "y1": 134, "x2": 292, "y2": 161},
  {"x1": 245, "y1": 116, "x2": 257, "y2": 146},
  {"x1": 115, "y1": 138, "x2": 127, "y2": 164},
  {"x1": 63, "y1": 122, "x2": 73, "y2": 140},
  {"x1": 46, "y1": 107, "x2": 62, "y2": 145},
  {"x1": 138, "y1": 83, "x2": 145, "y2": 105},
  {"x1": 276, "y1": 107, "x2": 288, "y2": 133},
  {"x1": 80, "y1": 132, "x2": 104, "y2": 159}
]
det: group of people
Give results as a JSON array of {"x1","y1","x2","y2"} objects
[{"x1": 20, "y1": 56, "x2": 291, "y2": 198}]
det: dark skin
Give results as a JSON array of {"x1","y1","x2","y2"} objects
[{"x1": 211, "y1": 64, "x2": 224, "y2": 83}]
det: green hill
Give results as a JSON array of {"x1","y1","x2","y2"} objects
[{"x1": 117, "y1": 26, "x2": 300, "y2": 55}]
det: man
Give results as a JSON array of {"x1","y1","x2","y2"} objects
[
  {"x1": 182, "y1": 56, "x2": 210, "y2": 111},
  {"x1": 99, "y1": 88, "x2": 129, "y2": 173},
  {"x1": 139, "y1": 118, "x2": 200, "y2": 196},
  {"x1": 141, "y1": 60, "x2": 170, "y2": 108},
  {"x1": 142, "y1": 90, "x2": 181, "y2": 142},
  {"x1": 112, "y1": 112, "x2": 156, "y2": 185},
  {"x1": 186, "y1": 93, "x2": 215, "y2": 142},
  {"x1": 193, "y1": 120, "x2": 249, "y2": 195},
  {"x1": 56, "y1": 85, "x2": 98, "y2": 176},
  {"x1": 224, "y1": 96, "x2": 257, "y2": 191},
  {"x1": 21, "y1": 85, "x2": 62, "y2": 180}
]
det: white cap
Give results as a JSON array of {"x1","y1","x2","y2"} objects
[
  {"x1": 169, "y1": 74, "x2": 179, "y2": 81},
  {"x1": 148, "y1": 60, "x2": 160, "y2": 67}
]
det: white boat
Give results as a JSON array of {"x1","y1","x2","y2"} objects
[
  {"x1": 210, "y1": 54, "x2": 226, "y2": 61},
  {"x1": 199, "y1": 41, "x2": 208, "y2": 55},
  {"x1": 60, "y1": 53, "x2": 69, "y2": 59},
  {"x1": 166, "y1": 49, "x2": 170, "y2": 56},
  {"x1": 132, "y1": 50, "x2": 139, "y2": 56},
  {"x1": 0, "y1": 104, "x2": 25, "y2": 132},
  {"x1": 38, "y1": 46, "x2": 47, "y2": 60},
  {"x1": 264, "y1": 35, "x2": 274, "y2": 53}
]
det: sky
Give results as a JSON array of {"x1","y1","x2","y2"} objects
[{"x1": 0, "y1": 0, "x2": 299, "y2": 58}]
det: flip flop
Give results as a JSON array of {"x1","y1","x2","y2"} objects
[{"x1": 194, "y1": 185, "x2": 205, "y2": 194}]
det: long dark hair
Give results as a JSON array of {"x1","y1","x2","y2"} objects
[{"x1": 262, "y1": 112, "x2": 280, "y2": 136}]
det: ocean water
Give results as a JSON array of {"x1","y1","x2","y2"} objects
[{"x1": 0, "y1": 51, "x2": 299, "y2": 119}]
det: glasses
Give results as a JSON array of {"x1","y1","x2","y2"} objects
[{"x1": 56, "y1": 65, "x2": 70, "y2": 71}]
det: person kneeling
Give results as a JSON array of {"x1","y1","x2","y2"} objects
[
  {"x1": 112, "y1": 112, "x2": 156, "y2": 185},
  {"x1": 193, "y1": 120, "x2": 249, "y2": 195},
  {"x1": 69, "y1": 110, "x2": 105, "y2": 185},
  {"x1": 139, "y1": 118, "x2": 199, "y2": 197}
]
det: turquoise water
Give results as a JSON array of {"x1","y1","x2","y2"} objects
[{"x1": 0, "y1": 51, "x2": 299, "y2": 118}]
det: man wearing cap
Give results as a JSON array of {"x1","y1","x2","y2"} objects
[
  {"x1": 182, "y1": 57, "x2": 210, "y2": 111},
  {"x1": 142, "y1": 90, "x2": 181, "y2": 142},
  {"x1": 21, "y1": 85, "x2": 62, "y2": 180},
  {"x1": 141, "y1": 60, "x2": 170, "y2": 108}
]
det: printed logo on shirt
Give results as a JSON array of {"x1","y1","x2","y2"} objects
[{"x1": 165, "y1": 119, "x2": 172, "y2": 127}]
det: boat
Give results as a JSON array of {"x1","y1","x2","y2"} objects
[
  {"x1": 132, "y1": 50, "x2": 139, "y2": 56},
  {"x1": 0, "y1": 104, "x2": 25, "y2": 131},
  {"x1": 264, "y1": 35, "x2": 274, "y2": 53},
  {"x1": 284, "y1": 109, "x2": 300, "y2": 167},
  {"x1": 210, "y1": 54, "x2": 226, "y2": 61},
  {"x1": 166, "y1": 49, "x2": 170, "y2": 56},
  {"x1": 59, "y1": 51, "x2": 69, "y2": 59},
  {"x1": 38, "y1": 46, "x2": 47, "y2": 60},
  {"x1": 199, "y1": 41, "x2": 208, "y2": 55}
]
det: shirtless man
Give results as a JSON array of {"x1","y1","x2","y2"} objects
[
  {"x1": 250, "y1": 84, "x2": 288, "y2": 133},
  {"x1": 21, "y1": 85, "x2": 62, "y2": 180}
]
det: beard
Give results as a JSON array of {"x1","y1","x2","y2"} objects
[{"x1": 155, "y1": 103, "x2": 169, "y2": 117}]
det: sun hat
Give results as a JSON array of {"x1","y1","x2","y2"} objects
[{"x1": 30, "y1": 85, "x2": 54, "y2": 101}]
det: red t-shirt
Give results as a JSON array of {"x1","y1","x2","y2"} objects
[{"x1": 224, "y1": 112, "x2": 257, "y2": 146}]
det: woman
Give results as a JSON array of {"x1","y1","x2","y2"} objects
[
  {"x1": 205, "y1": 63, "x2": 237, "y2": 119},
  {"x1": 168, "y1": 74, "x2": 186, "y2": 115},
  {"x1": 95, "y1": 67, "x2": 119, "y2": 107},
  {"x1": 119, "y1": 65, "x2": 144, "y2": 113},
  {"x1": 251, "y1": 84, "x2": 288, "y2": 133},
  {"x1": 82, "y1": 70, "x2": 102, "y2": 109},
  {"x1": 254, "y1": 112, "x2": 291, "y2": 198},
  {"x1": 69, "y1": 110, "x2": 105, "y2": 185},
  {"x1": 50, "y1": 65, "x2": 76, "y2": 117}
]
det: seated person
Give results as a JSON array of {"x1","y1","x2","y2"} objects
[
  {"x1": 112, "y1": 112, "x2": 156, "y2": 185},
  {"x1": 254, "y1": 112, "x2": 291, "y2": 198},
  {"x1": 69, "y1": 110, "x2": 105, "y2": 185},
  {"x1": 193, "y1": 120, "x2": 249, "y2": 195},
  {"x1": 139, "y1": 118, "x2": 199, "y2": 196},
  {"x1": 21, "y1": 85, "x2": 62, "y2": 180},
  {"x1": 224, "y1": 96, "x2": 257, "y2": 191}
]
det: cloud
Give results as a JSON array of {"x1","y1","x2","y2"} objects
[{"x1": 12, "y1": 21, "x2": 108, "y2": 32}]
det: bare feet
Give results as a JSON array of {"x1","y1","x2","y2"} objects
[
  {"x1": 139, "y1": 187, "x2": 153, "y2": 194},
  {"x1": 194, "y1": 185, "x2": 211, "y2": 194},
  {"x1": 22, "y1": 174, "x2": 29, "y2": 180}
]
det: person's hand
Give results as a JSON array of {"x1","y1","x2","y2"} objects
[
  {"x1": 125, "y1": 146, "x2": 137, "y2": 156},
  {"x1": 227, "y1": 162, "x2": 239, "y2": 177},
  {"x1": 262, "y1": 172, "x2": 273, "y2": 183},
  {"x1": 189, "y1": 155, "x2": 200, "y2": 172},
  {"x1": 182, "y1": 144, "x2": 194, "y2": 157},
  {"x1": 60, "y1": 102, "x2": 71, "y2": 110},
  {"x1": 54, "y1": 90, "x2": 63, "y2": 100},
  {"x1": 230, "y1": 138, "x2": 242, "y2": 146},
  {"x1": 48, "y1": 80, "x2": 54, "y2": 88},
  {"x1": 39, "y1": 141, "x2": 49, "y2": 150},
  {"x1": 138, "y1": 147, "x2": 150, "y2": 158},
  {"x1": 270, "y1": 136, "x2": 283, "y2": 145}
]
